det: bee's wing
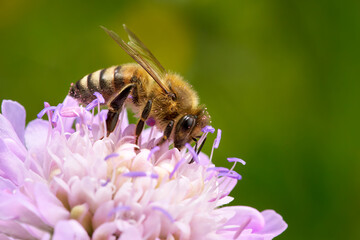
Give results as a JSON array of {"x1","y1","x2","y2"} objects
[
  {"x1": 123, "y1": 25, "x2": 166, "y2": 74},
  {"x1": 101, "y1": 25, "x2": 171, "y2": 95}
]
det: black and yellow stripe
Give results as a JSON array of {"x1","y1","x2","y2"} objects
[{"x1": 69, "y1": 65, "x2": 132, "y2": 104}]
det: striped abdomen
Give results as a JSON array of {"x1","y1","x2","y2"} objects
[{"x1": 69, "y1": 63, "x2": 140, "y2": 105}]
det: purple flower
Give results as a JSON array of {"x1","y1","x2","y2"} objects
[{"x1": 0, "y1": 97, "x2": 287, "y2": 239}]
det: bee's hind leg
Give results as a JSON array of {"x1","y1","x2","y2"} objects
[
  {"x1": 135, "y1": 99, "x2": 153, "y2": 146},
  {"x1": 106, "y1": 84, "x2": 134, "y2": 136}
]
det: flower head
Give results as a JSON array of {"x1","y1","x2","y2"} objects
[{"x1": 0, "y1": 96, "x2": 287, "y2": 239}]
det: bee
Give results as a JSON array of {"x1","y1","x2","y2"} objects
[{"x1": 69, "y1": 25, "x2": 210, "y2": 149}]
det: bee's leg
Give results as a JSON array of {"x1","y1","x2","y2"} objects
[
  {"x1": 196, "y1": 136, "x2": 207, "y2": 155},
  {"x1": 157, "y1": 120, "x2": 174, "y2": 146},
  {"x1": 106, "y1": 111, "x2": 120, "y2": 136},
  {"x1": 192, "y1": 137, "x2": 198, "y2": 152},
  {"x1": 189, "y1": 136, "x2": 207, "y2": 164},
  {"x1": 106, "y1": 84, "x2": 134, "y2": 136},
  {"x1": 135, "y1": 100, "x2": 153, "y2": 145}
]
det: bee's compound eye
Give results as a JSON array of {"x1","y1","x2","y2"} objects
[{"x1": 181, "y1": 115, "x2": 195, "y2": 131}]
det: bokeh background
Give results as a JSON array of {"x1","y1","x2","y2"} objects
[{"x1": 1, "y1": 0, "x2": 359, "y2": 239}]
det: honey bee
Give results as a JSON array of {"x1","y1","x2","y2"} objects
[{"x1": 69, "y1": 25, "x2": 209, "y2": 149}]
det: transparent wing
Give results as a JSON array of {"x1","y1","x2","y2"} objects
[
  {"x1": 123, "y1": 25, "x2": 166, "y2": 73},
  {"x1": 101, "y1": 25, "x2": 171, "y2": 94}
]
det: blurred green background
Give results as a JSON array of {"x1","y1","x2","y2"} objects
[{"x1": 1, "y1": 0, "x2": 359, "y2": 239}]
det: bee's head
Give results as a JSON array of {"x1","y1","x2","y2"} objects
[{"x1": 174, "y1": 107, "x2": 210, "y2": 149}]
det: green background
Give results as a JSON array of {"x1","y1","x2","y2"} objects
[{"x1": 1, "y1": 0, "x2": 359, "y2": 239}]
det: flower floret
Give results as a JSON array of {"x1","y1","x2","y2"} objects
[{"x1": 0, "y1": 96, "x2": 287, "y2": 239}]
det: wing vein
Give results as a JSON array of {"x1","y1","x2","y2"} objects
[{"x1": 101, "y1": 25, "x2": 171, "y2": 95}]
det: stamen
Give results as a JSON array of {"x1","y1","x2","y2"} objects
[
  {"x1": 99, "y1": 110, "x2": 107, "y2": 121},
  {"x1": 93, "y1": 92, "x2": 105, "y2": 104},
  {"x1": 185, "y1": 143, "x2": 199, "y2": 163},
  {"x1": 100, "y1": 178, "x2": 110, "y2": 187},
  {"x1": 104, "y1": 153, "x2": 119, "y2": 161},
  {"x1": 57, "y1": 109, "x2": 65, "y2": 134},
  {"x1": 147, "y1": 125, "x2": 155, "y2": 147},
  {"x1": 233, "y1": 217, "x2": 251, "y2": 239},
  {"x1": 211, "y1": 156, "x2": 243, "y2": 204},
  {"x1": 205, "y1": 167, "x2": 224, "y2": 181},
  {"x1": 227, "y1": 157, "x2": 246, "y2": 165},
  {"x1": 206, "y1": 167, "x2": 230, "y2": 173},
  {"x1": 152, "y1": 206, "x2": 175, "y2": 223},
  {"x1": 149, "y1": 173, "x2": 159, "y2": 179},
  {"x1": 99, "y1": 109, "x2": 108, "y2": 137},
  {"x1": 214, "y1": 170, "x2": 238, "y2": 205},
  {"x1": 213, "y1": 129, "x2": 222, "y2": 149},
  {"x1": 208, "y1": 193, "x2": 229, "y2": 202},
  {"x1": 202, "y1": 125, "x2": 215, "y2": 133},
  {"x1": 37, "y1": 106, "x2": 56, "y2": 119},
  {"x1": 147, "y1": 146, "x2": 160, "y2": 161},
  {"x1": 51, "y1": 103, "x2": 63, "y2": 124},
  {"x1": 218, "y1": 171, "x2": 242, "y2": 180},
  {"x1": 122, "y1": 171, "x2": 159, "y2": 179},
  {"x1": 94, "y1": 92, "x2": 105, "y2": 127},
  {"x1": 169, "y1": 158, "x2": 186, "y2": 179},
  {"x1": 107, "y1": 205, "x2": 131, "y2": 218},
  {"x1": 210, "y1": 129, "x2": 222, "y2": 161},
  {"x1": 60, "y1": 107, "x2": 82, "y2": 117},
  {"x1": 43, "y1": 102, "x2": 53, "y2": 144},
  {"x1": 85, "y1": 99, "x2": 99, "y2": 111},
  {"x1": 207, "y1": 167, "x2": 242, "y2": 180}
]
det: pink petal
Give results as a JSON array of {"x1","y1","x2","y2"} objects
[
  {"x1": 0, "y1": 176, "x2": 16, "y2": 191},
  {"x1": 142, "y1": 211, "x2": 161, "y2": 239},
  {"x1": 189, "y1": 213, "x2": 219, "y2": 239},
  {"x1": 140, "y1": 126, "x2": 162, "y2": 145},
  {"x1": 1, "y1": 100, "x2": 26, "y2": 144},
  {"x1": 0, "y1": 234, "x2": 12, "y2": 240},
  {"x1": 174, "y1": 222, "x2": 191, "y2": 240},
  {"x1": 117, "y1": 221, "x2": 142, "y2": 240},
  {"x1": 218, "y1": 176, "x2": 238, "y2": 195},
  {"x1": 0, "y1": 192, "x2": 50, "y2": 231},
  {"x1": 93, "y1": 186, "x2": 113, "y2": 211},
  {"x1": 92, "y1": 201, "x2": 115, "y2": 229},
  {"x1": 0, "y1": 114, "x2": 19, "y2": 140},
  {"x1": 34, "y1": 182, "x2": 70, "y2": 226},
  {"x1": 0, "y1": 138, "x2": 29, "y2": 185},
  {"x1": 60, "y1": 96, "x2": 79, "y2": 132},
  {"x1": 92, "y1": 222, "x2": 118, "y2": 239},
  {"x1": 0, "y1": 114, "x2": 27, "y2": 159},
  {"x1": 257, "y1": 210, "x2": 288, "y2": 237},
  {"x1": 53, "y1": 220, "x2": 90, "y2": 240},
  {"x1": 119, "y1": 109, "x2": 129, "y2": 132},
  {"x1": 216, "y1": 196, "x2": 234, "y2": 207},
  {"x1": 217, "y1": 206, "x2": 265, "y2": 234},
  {"x1": 24, "y1": 119, "x2": 49, "y2": 150},
  {"x1": 0, "y1": 219, "x2": 39, "y2": 240},
  {"x1": 198, "y1": 152, "x2": 210, "y2": 165}
]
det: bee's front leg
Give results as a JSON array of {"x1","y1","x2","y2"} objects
[
  {"x1": 156, "y1": 120, "x2": 174, "y2": 147},
  {"x1": 135, "y1": 99, "x2": 153, "y2": 146},
  {"x1": 189, "y1": 136, "x2": 207, "y2": 164}
]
